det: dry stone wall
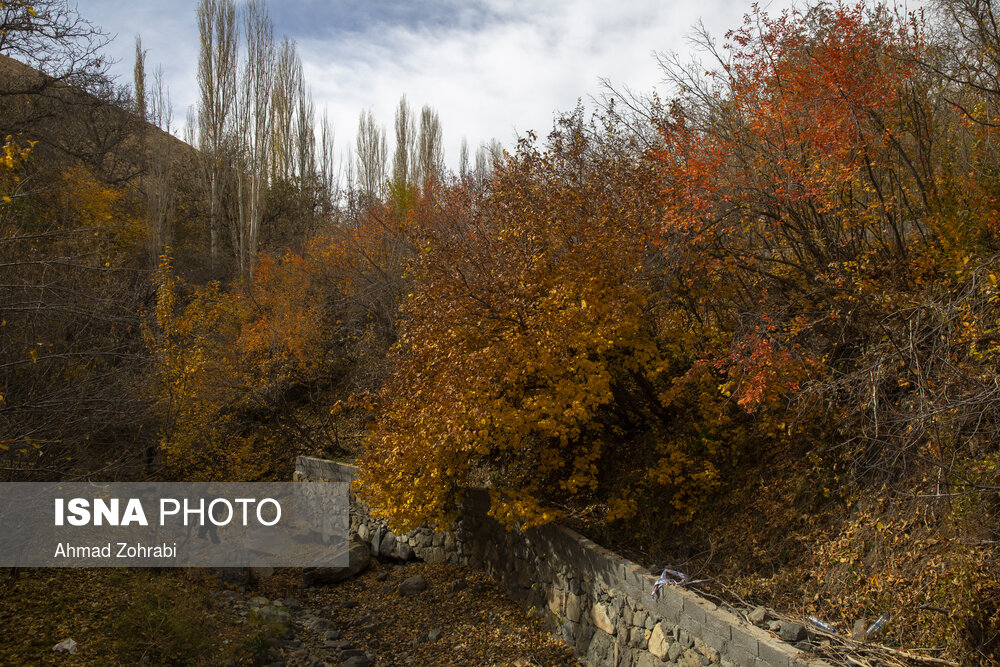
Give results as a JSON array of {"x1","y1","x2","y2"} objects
[{"x1": 295, "y1": 456, "x2": 829, "y2": 667}]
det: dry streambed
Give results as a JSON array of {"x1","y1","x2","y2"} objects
[{"x1": 233, "y1": 562, "x2": 581, "y2": 667}]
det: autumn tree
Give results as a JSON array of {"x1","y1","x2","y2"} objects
[
  {"x1": 359, "y1": 112, "x2": 730, "y2": 531},
  {"x1": 355, "y1": 108, "x2": 387, "y2": 205},
  {"x1": 231, "y1": 0, "x2": 274, "y2": 277},
  {"x1": 413, "y1": 104, "x2": 443, "y2": 188},
  {"x1": 391, "y1": 95, "x2": 416, "y2": 187},
  {"x1": 0, "y1": 139, "x2": 151, "y2": 481},
  {"x1": 196, "y1": 0, "x2": 238, "y2": 271}
]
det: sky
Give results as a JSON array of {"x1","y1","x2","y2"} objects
[{"x1": 81, "y1": 0, "x2": 804, "y2": 171}]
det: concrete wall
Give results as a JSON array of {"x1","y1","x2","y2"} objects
[{"x1": 295, "y1": 456, "x2": 829, "y2": 667}]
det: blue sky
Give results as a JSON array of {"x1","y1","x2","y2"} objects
[{"x1": 81, "y1": 0, "x2": 805, "y2": 170}]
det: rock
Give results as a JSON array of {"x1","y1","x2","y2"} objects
[
  {"x1": 357, "y1": 524, "x2": 369, "y2": 542},
  {"x1": 371, "y1": 525, "x2": 384, "y2": 554},
  {"x1": 681, "y1": 648, "x2": 703, "y2": 667},
  {"x1": 303, "y1": 616, "x2": 333, "y2": 631},
  {"x1": 341, "y1": 656, "x2": 371, "y2": 667},
  {"x1": 427, "y1": 628, "x2": 442, "y2": 642},
  {"x1": 693, "y1": 637, "x2": 720, "y2": 662},
  {"x1": 352, "y1": 614, "x2": 376, "y2": 628},
  {"x1": 376, "y1": 572, "x2": 389, "y2": 582},
  {"x1": 257, "y1": 606, "x2": 290, "y2": 625},
  {"x1": 398, "y1": 574, "x2": 428, "y2": 596},
  {"x1": 250, "y1": 596, "x2": 269, "y2": 607},
  {"x1": 591, "y1": 603, "x2": 615, "y2": 634},
  {"x1": 667, "y1": 641, "x2": 683, "y2": 661},
  {"x1": 767, "y1": 620, "x2": 782, "y2": 632},
  {"x1": 323, "y1": 639, "x2": 352, "y2": 649},
  {"x1": 648, "y1": 623, "x2": 670, "y2": 660},
  {"x1": 378, "y1": 531, "x2": 396, "y2": 558},
  {"x1": 421, "y1": 546, "x2": 447, "y2": 563},
  {"x1": 340, "y1": 648, "x2": 368, "y2": 660},
  {"x1": 564, "y1": 593, "x2": 584, "y2": 623},
  {"x1": 678, "y1": 629, "x2": 694, "y2": 648},
  {"x1": 340, "y1": 600, "x2": 358, "y2": 609},
  {"x1": 397, "y1": 542, "x2": 413, "y2": 560},
  {"x1": 779, "y1": 622, "x2": 807, "y2": 642},
  {"x1": 302, "y1": 536, "x2": 371, "y2": 586},
  {"x1": 52, "y1": 638, "x2": 77, "y2": 655},
  {"x1": 283, "y1": 597, "x2": 301, "y2": 611},
  {"x1": 749, "y1": 606, "x2": 767, "y2": 624},
  {"x1": 213, "y1": 590, "x2": 241, "y2": 602},
  {"x1": 251, "y1": 566, "x2": 274, "y2": 581},
  {"x1": 795, "y1": 640, "x2": 814, "y2": 652},
  {"x1": 629, "y1": 626, "x2": 649, "y2": 648},
  {"x1": 323, "y1": 630, "x2": 342, "y2": 640}
]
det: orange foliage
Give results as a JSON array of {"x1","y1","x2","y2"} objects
[{"x1": 358, "y1": 116, "x2": 735, "y2": 531}]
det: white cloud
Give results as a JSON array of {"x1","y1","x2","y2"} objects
[{"x1": 85, "y1": 0, "x2": 802, "y2": 169}]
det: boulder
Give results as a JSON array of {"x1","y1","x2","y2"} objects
[
  {"x1": 398, "y1": 574, "x2": 428, "y2": 596},
  {"x1": 648, "y1": 623, "x2": 670, "y2": 660},
  {"x1": 378, "y1": 531, "x2": 397, "y2": 558},
  {"x1": 779, "y1": 621, "x2": 807, "y2": 642},
  {"x1": 302, "y1": 536, "x2": 371, "y2": 586}
]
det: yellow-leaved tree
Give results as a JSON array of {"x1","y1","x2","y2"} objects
[{"x1": 358, "y1": 112, "x2": 740, "y2": 532}]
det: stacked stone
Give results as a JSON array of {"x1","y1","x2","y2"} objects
[
  {"x1": 295, "y1": 456, "x2": 829, "y2": 667},
  {"x1": 350, "y1": 500, "x2": 464, "y2": 565}
]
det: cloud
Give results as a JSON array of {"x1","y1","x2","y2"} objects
[{"x1": 83, "y1": 0, "x2": 803, "y2": 169}]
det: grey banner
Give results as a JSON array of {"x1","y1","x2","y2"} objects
[{"x1": 0, "y1": 482, "x2": 349, "y2": 567}]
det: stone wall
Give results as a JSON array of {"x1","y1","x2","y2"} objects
[{"x1": 295, "y1": 456, "x2": 829, "y2": 667}]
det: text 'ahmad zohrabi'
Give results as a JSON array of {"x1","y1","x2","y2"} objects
[{"x1": 54, "y1": 541, "x2": 179, "y2": 558}]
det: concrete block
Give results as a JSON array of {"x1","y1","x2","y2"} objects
[
  {"x1": 757, "y1": 637, "x2": 799, "y2": 667},
  {"x1": 677, "y1": 612, "x2": 703, "y2": 640},
  {"x1": 650, "y1": 587, "x2": 684, "y2": 625},
  {"x1": 681, "y1": 592, "x2": 716, "y2": 626},
  {"x1": 730, "y1": 624, "x2": 760, "y2": 658},
  {"x1": 704, "y1": 607, "x2": 735, "y2": 642}
]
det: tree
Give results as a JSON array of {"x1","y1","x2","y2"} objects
[
  {"x1": 196, "y1": 0, "x2": 238, "y2": 272},
  {"x1": 355, "y1": 108, "x2": 387, "y2": 205},
  {"x1": 358, "y1": 112, "x2": 725, "y2": 531},
  {"x1": 270, "y1": 36, "x2": 300, "y2": 183},
  {"x1": 0, "y1": 0, "x2": 111, "y2": 95},
  {"x1": 391, "y1": 95, "x2": 416, "y2": 187},
  {"x1": 231, "y1": 0, "x2": 274, "y2": 277},
  {"x1": 143, "y1": 66, "x2": 174, "y2": 265},
  {"x1": 458, "y1": 137, "x2": 469, "y2": 180},
  {"x1": 133, "y1": 36, "x2": 146, "y2": 122},
  {"x1": 414, "y1": 104, "x2": 443, "y2": 188},
  {"x1": 0, "y1": 139, "x2": 151, "y2": 482},
  {"x1": 294, "y1": 75, "x2": 316, "y2": 188}
]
